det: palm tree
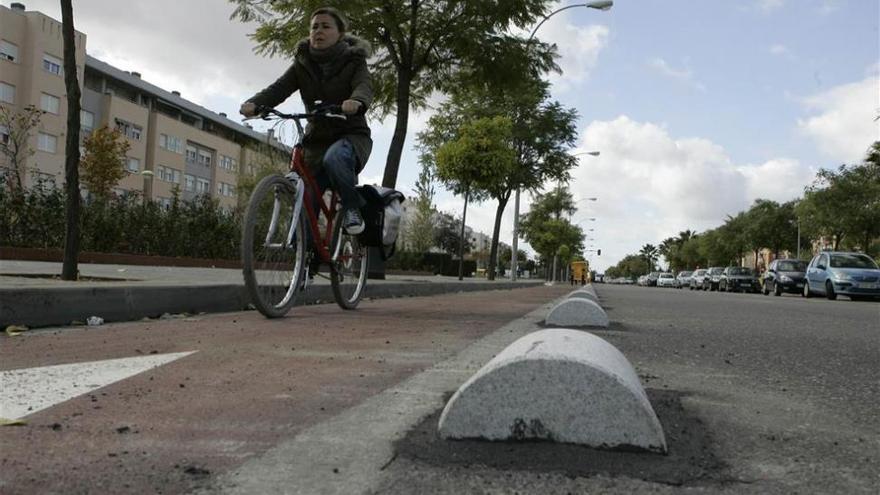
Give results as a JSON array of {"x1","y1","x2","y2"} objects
[
  {"x1": 659, "y1": 237, "x2": 676, "y2": 271},
  {"x1": 639, "y1": 243, "x2": 658, "y2": 272}
]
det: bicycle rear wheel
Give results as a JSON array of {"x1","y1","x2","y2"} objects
[
  {"x1": 241, "y1": 174, "x2": 306, "y2": 318},
  {"x1": 330, "y1": 210, "x2": 369, "y2": 309}
]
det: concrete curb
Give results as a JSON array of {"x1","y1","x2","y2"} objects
[
  {"x1": 567, "y1": 290, "x2": 599, "y2": 303},
  {"x1": 437, "y1": 328, "x2": 667, "y2": 452},
  {"x1": 546, "y1": 297, "x2": 609, "y2": 328},
  {"x1": 0, "y1": 281, "x2": 536, "y2": 329}
]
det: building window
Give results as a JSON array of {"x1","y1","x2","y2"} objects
[
  {"x1": 197, "y1": 150, "x2": 212, "y2": 167},
  {"x1": 218, "y1": 182, "x2": 235, "y2": 197},
  {"x1": 219, "y1": 155, "x2": 238, "y2": 171},
  {"x1": 0, "y1": 82, "x2": 14, "y2": 104},
  {"x1": 196, "y1": 177, "x2": 210, "y2": 194},
  {"x1": 38, "y1": 132, "x2": 57, "y2": 153},
  {"x1": 185, "y1": 145, "x2": 197, "y2": 163},
  {"x1": 0, "y1": 125, "x2": 9, "y2": 145},
  {"x1": 126, "y1": 157, "x2": 140, "y2": 173},
  {"x1": 43, "y1": 54, "x2": 63, "y2": 76},
  {"x1": 115, "y1": 119, "x2": 142, "y2": 141},
  {"x1": 41, "y1": 93, "x2": 61, "y2": 114},
  {"x1": 0, "y1": 40, "x2": 19, "y2": 63},
  {"x1": 184, "y1": 174, "x2": 195, "y2": 192},
  {"x1": 80, "y1": 110, "x2": 95, "y2": 132},
  {"x1": 159, "y1": 134, "x2": 184, "y2": 154},
  {"x1": 157, "y1": 165, "x2": 181, "y2": 184}
]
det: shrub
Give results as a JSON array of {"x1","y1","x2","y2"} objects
[{"x1": 0, "y1": 182, "x2": 242, "y2": 260}]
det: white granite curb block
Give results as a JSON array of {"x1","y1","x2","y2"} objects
[
  {"x1": 546, "y1": 297, "x2": 609, "y2": 327},
  {"x1": 568, "y1": 290, "x2": 598, "y2": 303},
  {"x1": 438, "y1": 329, "x2": 667, "y2": 453}
]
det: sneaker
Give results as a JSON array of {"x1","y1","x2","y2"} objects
[{"x1": 343, "y1": 209, "x2": 365, "y2": 235}]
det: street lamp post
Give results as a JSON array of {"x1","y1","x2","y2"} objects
[{"x1": 509, "y1": 2, "x2": 612, "y2": 282}]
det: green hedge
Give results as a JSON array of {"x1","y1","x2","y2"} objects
[
  {"x1": 0, "y1": 182, "x2": 241, "y2": 259},
  {"x1": 386, "y1": 250, "x2": 477, "y2": 276}
]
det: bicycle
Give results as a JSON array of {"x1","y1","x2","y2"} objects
[{"x1": 240, "y1": 106, "x2": 369, "y2": 318}]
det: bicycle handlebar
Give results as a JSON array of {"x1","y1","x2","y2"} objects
[{"x1": 249, "y1": 105, "x2": 347, "y2": 122}]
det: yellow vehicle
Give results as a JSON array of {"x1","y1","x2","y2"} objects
[{"x1": 570, "y1": 260, "x2": 589, "y2": 284}]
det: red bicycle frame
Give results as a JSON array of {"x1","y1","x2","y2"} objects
[{"x1": 289, "y1": 143, "x2": 340, "y2": 264}]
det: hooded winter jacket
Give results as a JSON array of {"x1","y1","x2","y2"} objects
[{"x1": 247, "y1": 35, "x2": 373, "y2": 174}]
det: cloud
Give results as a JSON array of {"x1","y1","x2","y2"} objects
[
  {"x1": 756, "y1": 0, "x2": 786, "y2": 12},
  {"x1": 817, "y1": 0, "x2": 843, "y2": 15},
  {"x1": 27, "y1": 0, "x2": 293, "y2": 120},
  {"x1": 769, "y1": 44, "x2": 787, "y2": 55},
  {"x1": 514, "y1": 6, "x2": 610, "y2": 90},
  {"x1": 797, "y1": 74, "x2": 880, "y2": 163},
  {"x1": 564, "y1": 116, "x2": 811, "y2": 271},
  {"x1": 543, "y1": 24, "x2": 610, "y2": 88},
  {"x1": 647, "y1": 58, "x2": 707, "y2": 92}
]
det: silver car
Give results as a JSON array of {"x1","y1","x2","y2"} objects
[
  {"x1": 676, "y1": 270, "x2": 693, "y2": 289},
  {"x1": 690, "y1": 269, "x2": 707, "y2": 290},
  {"x1": 803, "y1": 251, "x2": 880, "y2": 301}
]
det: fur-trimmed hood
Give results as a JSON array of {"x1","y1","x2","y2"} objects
[{"x1": 295, "y1": 35, "x2": 372, "y2": 60}]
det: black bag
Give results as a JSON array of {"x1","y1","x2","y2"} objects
[{"x1": 357, "y1": 185, "x2": 405, "y2": 260}]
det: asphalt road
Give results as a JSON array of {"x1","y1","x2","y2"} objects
[
  {"x1": 377, "y1": 285, "x2": 880, "y2": 494},
  {"x1": 1, "y1": 284, "x2": 878, "y2": 494}
]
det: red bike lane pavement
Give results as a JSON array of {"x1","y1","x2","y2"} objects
[{"x1": 0, "y1": 284, "x2": 569, "y2": 494}]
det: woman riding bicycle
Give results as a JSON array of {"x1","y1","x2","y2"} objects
[{"x1": 239, "y1": 6, "x2": 372, "y2": 236}]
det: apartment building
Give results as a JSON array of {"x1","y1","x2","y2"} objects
[{"x1": 0, "y1": 2, "x2": 286, "y2": 209}]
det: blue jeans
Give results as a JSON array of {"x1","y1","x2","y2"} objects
[
  {"x1": 315, "y1": 138, "x2": 365, "y2": 212},
  {"x1": 306, "y1": 138, "x2": 365, "y2": 254}
]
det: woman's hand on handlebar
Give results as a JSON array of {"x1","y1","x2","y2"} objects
[
  {"x1": 341, "y1": 99, "x2": 362, "y2": 115},
  {"x1": 239, "y1": 101, "x2": 258, "y2": 118}
]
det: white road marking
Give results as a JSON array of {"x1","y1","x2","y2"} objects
[{"x1": 0, "y1": 351, "x2": 196, "y2": 420}]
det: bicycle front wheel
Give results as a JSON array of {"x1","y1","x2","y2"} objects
[
  {"x1": 330, "y1": 210, "x2": 369, "y2": 310},
  {"x1": 241, "y1": 174, "x2": 306, "y2": 318}
]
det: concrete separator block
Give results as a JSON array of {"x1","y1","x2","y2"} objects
[
  {"x1": 546, "y1": 297, "x2": 608, "y2": 328},
  {"x1": 438, "y1": 328, "x2": 667, "y2": 453},
  {"x1": 568, "y1": 290, "x2": 598, "y2": 303}
]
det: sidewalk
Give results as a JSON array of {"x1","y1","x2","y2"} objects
[{"x1": 0, "y1": 260, "x2": 542, "y2": 328}]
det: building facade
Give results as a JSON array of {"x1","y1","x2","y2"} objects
[{"x1": 0, "y1": 2, "x2": 286, "y2": 209}]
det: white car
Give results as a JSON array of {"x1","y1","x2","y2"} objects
[{"x1": 657, "y1": 272, "x2": 676, "y2": 288}]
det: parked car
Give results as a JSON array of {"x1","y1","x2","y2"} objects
[
  {"x1": 690, "y1": 269, "x2": 707, "y2": 290},
  {"x1": 702, "y1": 267, "x2": 724, "y2": 291},
  {"x1": 762, "y1": 259, "x2": 807, "y2": 296},
  {"x1": 720, "y1": 266, "x2": 759, "y2": 293},
  {"x1": 676, "y1": 270, "x2": 693, "y2": 289},
  {"x1": 657, "y1": 272, "x2": 676, "y2": 288},
  {"x1": 646, "y1": 271, "x2": 661, "y2": 287},
  {"x1": 803, "y1": 252, "x2": 880, "y2": 301}
]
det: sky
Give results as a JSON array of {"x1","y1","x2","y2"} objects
[{"x1": 21, "y1": 0, "x2": 880, "y2": 272}]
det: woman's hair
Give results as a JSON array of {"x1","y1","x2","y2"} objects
[{"x1": 310, "y1": 7, "x2": 347, "y2": 33}]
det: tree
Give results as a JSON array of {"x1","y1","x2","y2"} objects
[
  {"x1": 658, "y1": 236, "x2": 677, "y2": 271},
  {"x1": 419, "y1": 79, "x2": 578, "y2": 280},
  {"x1": 639, "y1": 244, "x2": 658, "y2": 272},
  {"x1": 60, "y1": 0, "x2": 82, "y2": 281},
  {"x1": 606, "y1": 254, "x2": 651, "y2": 279},
  {"x1": 80, "y1": 126, "x2": 131, "y2": 200},
  {"x1": 406, "y1": 162, "x2": 436, "y2": 252},
  {"x1": 229, "y1": 0, "x2": 559, "y2": 188},
  {"x1": 434, "y1": 211, "x2": 471, "y2": 256},
  {"x1": 434, "y1": 116, "x2": 513, "y2": 279},
  {"x1": 679, "y1": 234, "x2": 702, "y2": 269},
  {"x1": 520, "y1": 187, "x2": 584, "y2": 281},
  {"x1": 235, "y1": 142, "x2": 289, "y2": 211},
  {"x1": 0, "y1": 104, "x2": 44, "y2": 193},
  {"x1": 798, "y1": 150, "x2": 880, "y2": 255}
]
